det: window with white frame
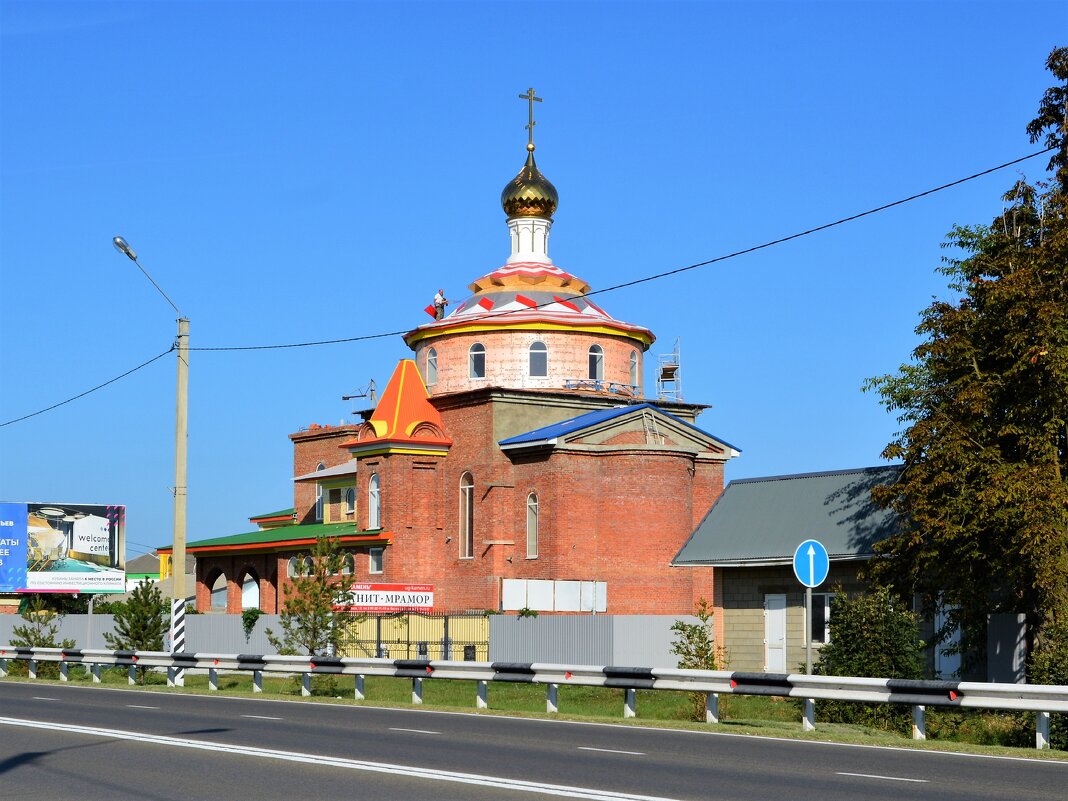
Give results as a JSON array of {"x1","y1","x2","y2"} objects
[
  {"x1": 588, "y1": 344, "x2": 604, "y2": 381},
  {"x1": 629, "y1": 350, "x2": 639, "y2": 388},
  {"x1": 301, "y1": 554, "x2": 314, "y2": 577},
  {"x1": 367, "y1": 473, "x2": 381, "y2": 529},
  {"x1": 345, "y1": 487, "x2": 356, "y2": 516},
  {"x1": 808, "y1": 593, "x2": 833, "y2": 644},
  {"x1": 526, "y1": 492, "x2": 538, "y2": 558},
  {"x1": 314, "y1": 462, "x2": 326, "y2": 521},
  {"x1": 469, "y1": 343, "x2": 486, "y2": 379},
  {"x1": 369, "y1": 546, "x2": 384, "y2": 574},
  {"x1": 341, "y1": 552, "x2": 354, "y2": 576},
  {"x1": 529, "y1": 341, "x2": 547, "y2": 377},
  {"x1": 426, "y1": 347, "x2": 438, "y2": 386},
  {"x1": 286, "y1": 556, "x2": 299, "y2": 579},
  {"x1": 459, "y1": 472, "x2": 474, "y2": 558}
]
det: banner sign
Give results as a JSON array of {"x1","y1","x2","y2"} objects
[
  {"x1": 338, "y1": 583, "x2": 434, "y2": 613},
  {"x1": 0, "y1": 502, "x2": 126, "y2": 593}
]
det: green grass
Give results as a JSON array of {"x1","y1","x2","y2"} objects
[{"x1": 5, "y1": 666, "x2": 1064, "y2": 760}]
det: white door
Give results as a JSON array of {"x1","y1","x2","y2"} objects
[{"x1": 764, "y1": 594, "x2": 787, "y2": 672}]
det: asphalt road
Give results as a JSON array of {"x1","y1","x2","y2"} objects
[{"x1": 0, "y1": 682, "x2": 1063, "y2": 801}]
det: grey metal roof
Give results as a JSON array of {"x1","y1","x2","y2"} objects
[
  {"x1": 673, "y1": 466, "x2": 902, "y2": 566},
  {"x1": 125, "y1": 553, "x2": 160, "y2": 574},
  {"x1": 293, "y1": 461, "x2": 358, "y2": 482}
]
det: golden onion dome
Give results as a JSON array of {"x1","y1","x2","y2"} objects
[{"x1": 501, "y1": 145, "x2": 558, "y2": 219}]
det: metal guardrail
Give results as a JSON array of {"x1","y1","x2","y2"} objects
[{"x1": 2, "y1": 646, "x2": 1065, "y2": 749}]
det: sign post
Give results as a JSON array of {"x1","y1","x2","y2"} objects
[{"x1": 792, "y1": 539, "x2": 830, "y2": 675}]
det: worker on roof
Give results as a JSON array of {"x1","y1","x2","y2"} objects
[{"x1": 433, "y1": 288, "x2": 448, "y2": 320}]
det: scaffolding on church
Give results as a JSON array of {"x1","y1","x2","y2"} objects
[{"x1": 656, "y1": 338, "x2": 682, "y2": 402}]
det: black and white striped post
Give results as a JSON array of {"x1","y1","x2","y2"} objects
[{"x1": 169, "y1": 599, "x2": 186, "y2": 686}]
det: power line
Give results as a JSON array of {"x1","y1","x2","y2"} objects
[
  {"x1": 190, "y1": 146, "x2": 1055, "y2": 352},
  {"x1": 0, "y1": 347, "x2": 174, "y2": 428},
  {"x1": 0, "y1": 146, "x2": 1055, "y2": 427}
]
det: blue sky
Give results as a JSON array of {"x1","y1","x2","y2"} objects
[{"x1": 1, "y1": 0, "x2": 1063, "y2": 559}]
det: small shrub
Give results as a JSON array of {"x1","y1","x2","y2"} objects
[
  {"x1": 1030, "y1": 620, "x2": 1068, "y2": 750},
  {"x1": 242, "y1": 608, "x2": 264, "y2": 642},
  {"x1": 9, "y1": 596, "x2": 75, "y2": 679},
  {"x1": 671, "y1": 598, "x2": 723, "y2": 721},
  {"x1": 803, "y1": 586, "x2": 925, "y2": 734},
  {"x1": 103, "y1": 580, "x2": 168, "y2": 684}
]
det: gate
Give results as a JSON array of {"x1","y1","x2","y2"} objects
[{"x1": 337, "y1": 612, "x2": 489, "y2": 661}]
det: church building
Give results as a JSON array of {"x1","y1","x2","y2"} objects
[{"x1": 173, "y1": 94, "x2": 740, "y2": 616}]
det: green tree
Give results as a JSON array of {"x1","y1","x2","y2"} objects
[
  {"x1": 864, "y1": 48, "x2": 1068, "y2": 666},
  {"x1": 1026, "y1": 47, "x2": 1068, "y2": 192},
  {"x1": 266, "y1": 535, "x2": 356, "y2": 656},
  {"x1": 9, "y1": 596, "x2": 76, "y2": 678},
  {"x1": 104, "y1": 580, "x2": 168, "y2": 669},
  {"x1": 808, "y1": 588, "x2": 925, "y2": 733},
  {"x1": 671, "y1": 598, "x2": 721, "y2": 721}
]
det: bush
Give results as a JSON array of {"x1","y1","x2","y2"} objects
[
  {"x1": 1030, "y1": 620, "x2": 1068, "y2": 750},
  {"x1": 671, "y1": 598, "x2": 723, "y2": 721},
  {"x1": 103, "y1": 580, "x2": 168, "y2": 683},
  {"x1": 803, "y1": 586, "x2": 925, "y2": 734},
  {"x1": 9, "y1": 596, "x2": 75, "y2": 678}
]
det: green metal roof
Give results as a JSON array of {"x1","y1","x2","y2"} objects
[
  {"x1": 249, "y1": 506, "x2": 295, "y2": 521},
  {"x1": 181, "y1": 521, "x2": 374, "y2": 551},
  {"x1": 673, "y1": 466, "x2": 902, "y2": 566}
]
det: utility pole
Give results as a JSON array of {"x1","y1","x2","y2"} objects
[{"x1": 113, "y1": 236, "x2": 188, "y2": 684}]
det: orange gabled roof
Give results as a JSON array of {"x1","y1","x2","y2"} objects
[{"x1": 357, "y1": 359, "x2": 451, "y2": 448}]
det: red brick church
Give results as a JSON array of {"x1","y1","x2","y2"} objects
[{"x1": 171, "y1": 106, "x2": 739, "y2": 615}]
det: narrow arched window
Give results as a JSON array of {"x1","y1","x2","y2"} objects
[
  {"x1": 459, "y1": 472, "x2": 474, "y2": 558},
  {"x1": 526, "y1": 492, "x2": 539, "y2": 558},
  {"x1": 341, "y1": 552, "x2": 354, "y2": 576},
  {"x1": 529, "y1": 341, "x2": 547, "y2": 377},
  {"x1": 241, "y1": 571, "x2": 260, "y2": 610},
  {"x1": 314, "y1": 462, "x2": 326, "y2": 521},
  {"x1": 426, "y1": 347, "x2": 438, "y2": 386},
  {"x1": 301, "y1": 555, "x2": 314, "y2": 576},
  {"x1": 368, "y1": 473, "x2": 381, "y2": 529},
  {"x1": 286, "y1": 556, "x2": 298, "y2": 579},
  {"x1": 629, "y1": 350, "x2": 639, "y2": 388},
  {"x1": 210, "y1": 572, "x2": 228, "y2": 610},
  {"x1": 588, "y1": 344, "x2": 604, "y2": 381},
  {"x1": 469, "y1": 343, "x2": 486, "y2": 379},
  {"x1": 345, "y1": 487, "x2": 356, "y2": 516}
]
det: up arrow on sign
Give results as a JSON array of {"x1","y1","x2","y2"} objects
[{"x1": 792, "y1": 539, "x2": 829, "y2": 588}]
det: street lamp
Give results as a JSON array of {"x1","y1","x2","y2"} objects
[{"x1": 112, "y1": 237, "x2": 189, "y2": 671}]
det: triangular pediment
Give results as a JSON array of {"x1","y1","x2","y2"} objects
[
  {"x1": 562, "y1": 407, "x2": 729, "y2": 455},
  {"x1": 499, "y1": 403, "x2": 739, "y2": 460}
]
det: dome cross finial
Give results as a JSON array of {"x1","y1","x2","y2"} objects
[{"x1": 519, "y1": 87, "x2": 543, "y2": 151}]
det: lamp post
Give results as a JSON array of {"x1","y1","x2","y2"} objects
[{"x1": 113, "y1": 237, "x2": 188, "y2": 680}]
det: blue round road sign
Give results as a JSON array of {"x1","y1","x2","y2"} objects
[{"x1": 792, "y1": 539, "x2": 830, "y2": 588}]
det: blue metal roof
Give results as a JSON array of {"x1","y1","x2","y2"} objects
[{"x1": 498, "y1": 402, "x2": 740, "y2": 451}]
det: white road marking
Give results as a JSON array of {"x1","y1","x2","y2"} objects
[
  {"x1": 0, "y1": 716, "x2": 682, "y2": 801},
  {"x1": 837, "y1": 772, "x2": 928, "y2": 783},
  {"x1": 578, "y1": 747, "x2": 646, "y2": 756},
  {"x1": 32, "y1": 697, "x2": 59, "y2": 701},
  {"x1": 389, "y1": 727, "x2": 440, "y2": 735},
  {"x1": 242, "y1": 714, "x2": 283, "y2": 720},
  {"x1": 125, "y1": 704, "x2": 160, "y2": 710}
]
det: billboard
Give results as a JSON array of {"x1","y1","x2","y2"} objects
[
  {"x1": 0, "y1": 502, "x2": 126, "y2": 593},
  {"x1": 338, "y1": 583, "x2": 434, "y2": 613}
]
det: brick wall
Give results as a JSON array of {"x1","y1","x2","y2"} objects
[
  {"x1": 196, "y1": 393, "x2": 728, "y2": 617},
  {"x1": 289, "y1": 424, "x2": 360, "y2": 523}
]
